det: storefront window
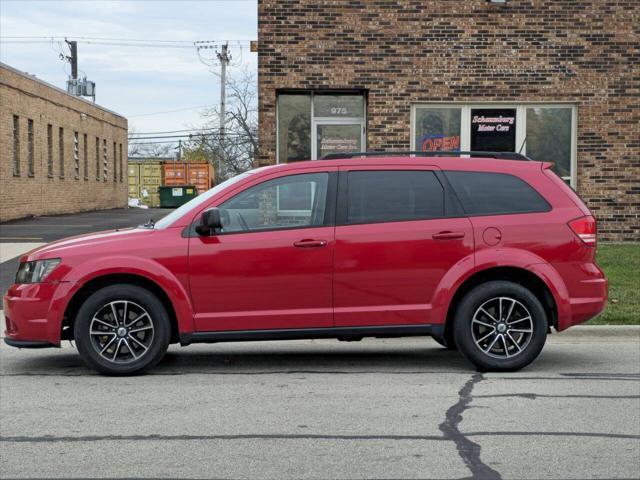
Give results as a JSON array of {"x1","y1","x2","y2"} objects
[
  {"x1": 412, "y1": 104, "x2": 576, "y2": 186},
  {"x1": 278, "y1": 92, "x2": 366, "y2": 162},
  {"x1": 277, "y1": 94, "x2": 311, "y2": 163},
  {"x1": 414, "y1": 107, "x2": 461, "y2": 151},
  {"x1": 526, "y1": 107, "x2": 573, "y2": 180}
]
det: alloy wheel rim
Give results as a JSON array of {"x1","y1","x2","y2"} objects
[
  {"x1": 471, "y1": 296, "x2": 533, "y2": 359},
  {"x1": 89, "y1": 300, "x2": 154, "y2": 364}
]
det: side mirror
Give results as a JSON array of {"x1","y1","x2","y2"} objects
[{"x1": 195, "y1": 208, "x2": 222, "y2": 236}]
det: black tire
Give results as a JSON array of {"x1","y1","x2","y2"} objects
[
  {"x1": 453, "y1": 281, "x2": 547, "y2": 372},
  {"x1": 74, "y1": 284, "x2": 170, "y2": 375},
  {"x1": 432, "y1": 334, "x2": 457, "y2": 350}
]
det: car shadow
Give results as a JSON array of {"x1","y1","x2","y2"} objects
[{"x1": 0, "y1": 340, "x2": 606, "y2": 376}]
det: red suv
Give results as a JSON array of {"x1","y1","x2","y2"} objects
[{"x1": 3, "y1": 153, "x2": 607, "y2": 374}]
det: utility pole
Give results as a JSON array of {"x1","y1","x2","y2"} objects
[
  {"x1": 217, "y1": 43, "x2": 231, "y2": 143},
  {"x1": 216, "y1": 43, "x2": 231, "y2": 183},
  {"x1": 65, "y1": 39, "x2": 78, "y2": 80}
]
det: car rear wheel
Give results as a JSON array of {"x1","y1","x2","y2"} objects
[
  {"x1": 74, "y1": 284, "x2": 170, "y2": 375},
  {"x1": 453, "y1": 281, "x2": 547, "y2": 371}
]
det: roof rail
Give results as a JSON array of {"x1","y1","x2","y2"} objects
[{"x1": 321, "y1": 151, "x2": 531, "y2": 161}]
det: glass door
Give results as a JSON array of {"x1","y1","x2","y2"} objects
[{"x1": 312, "y1": 121, "x2": 364, "y2": 159}]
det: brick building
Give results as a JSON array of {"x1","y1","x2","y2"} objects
[
  {"x1": 1, "y1": 63, "x2": 128, "y2": 222},
  {"x1": 257, "y1": 0, "x2": 639, "y2": 241}
]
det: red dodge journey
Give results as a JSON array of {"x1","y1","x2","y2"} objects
[{"x1": 3, "y1": 152, "x2": 608, "y2": 374}]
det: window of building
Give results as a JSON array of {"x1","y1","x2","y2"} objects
[
  {"x1": 113, "y1": 141, "x2": 117, "y2": 182},
  {"x1": 119, "y1": 143, "x2": 123, "y2": 182},
  {"x1": 219, "y1": 173, "x2": 329, "y2": 233},
  {"x1": 277, "y1": 92, "x2": 366, "y2": 162},
  {"x1": 47, "y1": 124, "x2": 53, "y2": 177},
  {"x1": 445, "y1": 171, "x2": 550, "y2": 216},
  {"x1": 12, "y1": 115, "x2": 20, "y2": 176},
  {"x1": 347, "y1": 170, "x2": 444, "y2": 224},
  {"x1": 27, "y1": 119, "x2": 34, "y2": 177},
  {"x1": 102, "y1": 139, "x2": 108, "y2": 181},
  {"x1": 73, "y1": 132, "x2": 80, "y2": 180},
  {"x1": 83, "y1": 134, "x2": 88, "y2": 180},
  {"x1": 58, "y1": 127, "x2": 65, "y2": 179},
  {"x1": 411, "y1": 104, "x2": 576, "y2": 186},
  {"x1": 95, "y1": 137, "x2": 100, "y2": 180}
]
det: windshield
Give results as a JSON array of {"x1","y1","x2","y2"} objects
[{"x1": 153, "y1": 172, "x2": 252, "y2": 229}]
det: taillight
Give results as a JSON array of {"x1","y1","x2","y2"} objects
[{"x1": 568, "y1": 215, "x2": 597, "y2": 247}]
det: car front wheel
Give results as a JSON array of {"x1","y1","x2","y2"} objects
[
  {"x1": 74, "y1": 284, "x2": 170, "y2": 375},
  {"x1": 453, "y1": 281, "x2": 547, "y2": 371}
]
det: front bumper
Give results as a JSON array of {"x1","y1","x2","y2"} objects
[
  {"x1": 3, "y1": 281, "x2": 76, "y2": 346},
  {"x1": 4, "y1": 338, "x2": 56, "y2": 348}
]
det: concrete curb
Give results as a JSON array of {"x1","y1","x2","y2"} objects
[{"x1": 554, "y1": 325, "x2": 640, "y2": 338}]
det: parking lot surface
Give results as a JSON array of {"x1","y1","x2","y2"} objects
[
  {"x1": 1, "y1": 334, "x2": 639, "y2": 479},
  {"x1": 0, "y1": 208, "x2": 173, "y2": 295}
]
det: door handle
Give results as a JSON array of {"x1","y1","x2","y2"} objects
[
  {"x1": 432, "y1": 231, "x2": 465, "y2": 240},
  {"x1": 293, "y1": 239, "x2": 327, "y2": 248}
]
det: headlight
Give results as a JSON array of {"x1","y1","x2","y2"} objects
[{"x1": 15, "y1": 258, "x2": 61, "y2": 284}]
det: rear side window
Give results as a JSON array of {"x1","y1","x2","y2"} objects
[
  {"x1": 347, "y1": 170, "x2": 444, "y2": 224},
  {"x1": 446, "y1": 171, "x2": 550, "y2": 216}
]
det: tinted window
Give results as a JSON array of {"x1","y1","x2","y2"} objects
[
  {"x1": 446, "y1": 171, "x2": 550, "y2": 215},
  {"x1": 347, "y1": 171, "x2": 444, "y2": 224},
  {"x1": 220, "y1": 173, "x2": 329, "y2": 232}
]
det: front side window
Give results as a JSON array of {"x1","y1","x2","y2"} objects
[
  {"x1": 219, "y1": 173, "x2": 329, "y2": 233},
  {"x1": 446, "y1": 171, "x2": 550, "y2": 216},
  {"x1": 347, "y1": 170, "x2": 444, "y2": 224}
]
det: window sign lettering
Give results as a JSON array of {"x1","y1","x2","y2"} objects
[
  {"x1": 470, "y1": 108, "x2": 516, "y2": 152},
  {"x1": 414, "y1": 107, "x2": 461, "y2": 152}
]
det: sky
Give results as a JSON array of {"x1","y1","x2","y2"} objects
[{"x1": 0, "y1": 0, "x2": 257, "y2": 136}]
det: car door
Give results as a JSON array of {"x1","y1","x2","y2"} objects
[
  {"x1": 188, "y1": 167, "x2": 337, "y2": 332},
  {"x1": 333, "y1": 165, "x2": 474, "y2": 327}
]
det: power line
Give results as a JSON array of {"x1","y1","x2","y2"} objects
[
  {"x1": 130, "y1": 131, "x2": 254, "y2": 141},
  {"x1": 131, "y1": 127, "x2": 219, "y2": 135},
  {"x1": 127, "y1": 105, "x2": 215, "y2": 117}
]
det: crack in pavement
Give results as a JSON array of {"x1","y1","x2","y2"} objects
[
  {"x1": 0, "y1": 433, "x2": 448, "y2": 443},
  {"x1": 439, "y1": 372, "x2": 501, "y2": 480},
  {"x1": 476, "y1": 393, "x2": 640, "y2": 400},
  {"x1": 2, "y1": 430, "x2": 638, "y2": 444}
]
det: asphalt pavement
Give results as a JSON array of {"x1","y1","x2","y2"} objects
[{"x1": 1, "y1": 334, "x2": 639, "y2": 479}]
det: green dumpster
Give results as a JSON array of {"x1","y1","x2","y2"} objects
[{"x1": 158, "y1": 185, "x2": 198, "y2": 208}]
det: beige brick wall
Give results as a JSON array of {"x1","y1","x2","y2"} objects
[
  {"x1": 258, "y1": 0, "x2": 640, "y2": 241},
  {"x1": 0, "y1": 64, "x2": 128, "y2": 223}
]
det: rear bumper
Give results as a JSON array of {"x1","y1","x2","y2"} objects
[{"x1": 559, "y1": 275, "x2": 608, "y2": 331}]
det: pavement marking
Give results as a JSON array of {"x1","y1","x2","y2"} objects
[
  {"x1": 0, "y1": 224, "x2": 93, "y2": 227},
  {"x1": 0, "y1": 237, "x2": 44, "y2": 241},
  {"x1": 0, "y1": 242, "x2": 46, "y2": 263}
]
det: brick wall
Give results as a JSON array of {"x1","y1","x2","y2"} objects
[
  {"x1": 258, "y1": 0, "x2": 639, "y2": 241},
  {"x1": 0, "y1": 63, "x2": 128, "y2": 223}
]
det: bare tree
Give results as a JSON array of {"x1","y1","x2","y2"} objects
[
  {"x1": 184, "y1": 67, "x2": 258, "y2": 183},
  {"x1": 128, "y1": 126, "x2": 175, "y2": 159}
]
